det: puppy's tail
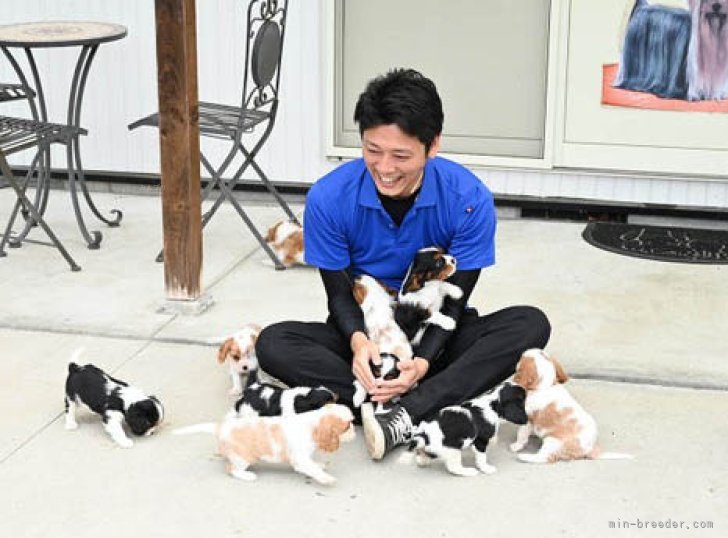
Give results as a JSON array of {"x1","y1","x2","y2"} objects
[
  {"x1": 589, "y1": 447, "x2": 634, "y2": 460},
  {"x1": 68, "y1": 347, "x2": 86, "y2": 372},
  {"x1": 172, "y1": 423, "x2": 218, "y2": 436}
]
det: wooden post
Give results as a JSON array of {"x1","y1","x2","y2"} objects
[{"x1": 154, "y1": 0, "x2": 202, "y2": 301}]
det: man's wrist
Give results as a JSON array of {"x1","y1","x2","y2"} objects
[
  {"x1": 413, "y1": 357, "x2": 430, "y2": 380},
  {"x1": 350, "y1": 331, "x2": 369, "y2": 353}
]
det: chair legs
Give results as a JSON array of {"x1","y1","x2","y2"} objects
[
  {"x1": 0, "y1": 154, "x2": 81, "y2": 271},
  {"x1": 155, "y1": 149, "x2": 298, "y2": 270}
]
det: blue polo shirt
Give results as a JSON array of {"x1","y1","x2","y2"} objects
[{"x1": 304, "y1": 156, "x2": 496, "y2": 290}]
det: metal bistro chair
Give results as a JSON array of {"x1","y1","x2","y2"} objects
[
  {"x1": 129, "y1": 0, "x2": 299, "y2": 269},
  {"x1": 0, "y1": 115, "x2": 84, "y2": 271}
]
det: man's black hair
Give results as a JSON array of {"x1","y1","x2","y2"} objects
[{"x1": 353, "y1": 68, "x2": 444, "y2": 153}]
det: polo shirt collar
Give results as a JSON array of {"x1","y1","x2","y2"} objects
[{"x1": 359, "y1": 159, "x2": 437, "y2": 208}]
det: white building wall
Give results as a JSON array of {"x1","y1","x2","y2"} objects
[{"x1": 2, "y1": 0, "x2": 727, "y2": 210}]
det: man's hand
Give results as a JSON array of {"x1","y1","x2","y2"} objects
[
  {"x1": 371, "y1": 357, "x2": 429, "y2": 404},
  {"x1": 350, "y1": 331, "x2": 379, "y2": 393}
]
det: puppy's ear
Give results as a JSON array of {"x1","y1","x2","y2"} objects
[
  {"x1": 550, "y1": 357, "x2": 569, "y2": 384},
  {"x1": 218, "y1": 338, "x2": 239, "y2": 364},
  {"x1": 352, "y1": 281, "x2": 367, "y2": 304},
  {"x1": 514, "y1": 358, "x2": 539, "y2": 391},
  {"x1": 312, "y1": 415, "x2": 342, "y2": 452},
  {"x1": 265, "y1": 222, "x2": 280, "y2": 243}
]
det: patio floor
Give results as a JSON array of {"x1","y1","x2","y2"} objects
[{"x1": 0, "y1": 185, "x2": 726, "y2": 537}]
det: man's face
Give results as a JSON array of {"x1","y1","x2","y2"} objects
[{"x1": 361, "y1": 124, "x2": 440, "y2": 199}]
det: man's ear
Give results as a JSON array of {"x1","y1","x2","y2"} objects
[{"x1": 427, "y1": 134, "x2": 441, "y2": 158}]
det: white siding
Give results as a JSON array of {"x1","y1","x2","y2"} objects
[{"x1": 1, "y1": 0, "x2": 727, "y2": 209}]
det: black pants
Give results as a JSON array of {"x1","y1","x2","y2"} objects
[{"x1": 255, "y1": 305, "x2": 551, "y2": 422}]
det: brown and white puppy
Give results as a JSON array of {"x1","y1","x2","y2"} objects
[
  {"x1": 510, "y1": 349, "x2": 632, "y2": 463},
  {"x1": 352, "y1": 275, "x2": 414, "y2": 409},
  {"x1": 218, "y1": 323, "x2": 261, "y2": 395},
  {"x1": 265, "y1": 220, "x2": 304, "y2": 267},
  {"x1": 396, "y1": 247, "x2": 463, "y2": 344},
  {"x1": 173, "y1": 403, "x2": 355, "y2": 485}
]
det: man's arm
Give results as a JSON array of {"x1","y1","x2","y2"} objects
[{"x1": 319, "y1": 269, "x2": 379, "y2": 391}]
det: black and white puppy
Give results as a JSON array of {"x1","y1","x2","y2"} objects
[
  {"x1": 396, "y1": 247, "x2": 463, "y2": 345},
  {"x1": 404, "y1": 381, "x2": 527, "y2": 476},
  {"x1": 352, "y1": 352, "x2": 401, "y2": 410},
  {"x1": 64, "y1": 351, "x2": 164, "y2": 448},
  {"x1": 233, "y1": 368, "x2": 338, "y2": 417}
]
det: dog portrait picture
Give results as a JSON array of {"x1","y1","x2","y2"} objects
[{"x1": 603, "y1": 0, "x2": 728, "y2": 111}]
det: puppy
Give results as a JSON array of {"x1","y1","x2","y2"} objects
[
  {"x1": 265, "y1": 220, "x2": 305, "y2": 267},
  {"x1": 234, "y1": 368, "x2": 338, "y2": 417},
  {"x1": 397, "y1": 247, "x2": 463, "y2": 345},
  {"x1": 351, "y1": 275, "x2": 414, "y2": 407},
  {"x1": 404, "y1": 381, "x2": 527, "y2": 476},
  {"x1": 351, "y1": 352, "x2": 400, "y2": 410},
  {"x1": 174, "y1": 403, "x2": 355, "y2": 484},
  {"x1": 217, "y1": 323, "x2": 261, "y2": 395},
  {"x1": 64, "y1": 350, "x2": 164, "y2": 448},
  {"x1": 511, "y1": 348, "x2": 633, "y2": 463}
]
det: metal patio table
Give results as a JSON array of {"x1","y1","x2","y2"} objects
[{"x1": 0, "y1": 21, "x2": 127, "y2": 249}]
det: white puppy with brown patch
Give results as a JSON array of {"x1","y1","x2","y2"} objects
[
  {"x1": 351, "y1": 275, "x2": 414, "y2": 409},
  {"x1": 510, "y1": 348, "x2": 632, "y2": 463},
  {"x1": 217, "y1": 323, "x2": 261, "y2": 395},
  {"x1": 265, "y1": 220, "x2": 304, "y2": 267},
  {"x1": 174, "y1": 403, "x2": 355, "y2": 485}
]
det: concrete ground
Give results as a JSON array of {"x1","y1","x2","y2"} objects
[{"x1": 0, "y1": 186, "x2": 726, "y2": 538}]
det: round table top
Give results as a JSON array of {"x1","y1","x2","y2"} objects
[{"x1": 0, "y1": 21, "x2": 127, "y2": 48}]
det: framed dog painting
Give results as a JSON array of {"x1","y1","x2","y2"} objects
[{"x1": 556, "y1": 0, "x2": 728, "y2": 177}]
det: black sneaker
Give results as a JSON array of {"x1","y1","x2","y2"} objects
[{"x1": 362, "y1": 402, "x2": 413, "y2": 460}]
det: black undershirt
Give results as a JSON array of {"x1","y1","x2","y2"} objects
[{"x1": 377, "y1": 187, "x2": 420, "y2": 227}]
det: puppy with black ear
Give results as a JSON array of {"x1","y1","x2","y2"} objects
[
  {"x1": 234, "y1": 368, "x2": 338, "y2": 417},
  {"x1": 64, "y1": 349, "x2": 164, "y2": 448},
  {"x1": 404, "y1": 381, "x2": 527, "y2": 476},
  {"x1": 397, "y1": 247, "x2": 463, "y2": 345}
]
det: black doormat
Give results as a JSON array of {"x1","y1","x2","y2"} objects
[{"x1": 582, "y1": 222, "x2": 728, "y2": 264}]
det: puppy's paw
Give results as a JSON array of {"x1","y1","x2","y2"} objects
[
  {"x1": 439, "y1": 316, "x2": 456, "y2": 331},
  {"x1": 117, "y1": 438, "x2": 134, "y2": 449},
  {"x1": 64, "y1": 421, "x2": 79, "y2": 430},
  {"x1": 477, "y1": 463, "x2": 497, "y2": 475},
  {"x1": 517, "y1": 453, "x2": 546, "y2": 464},
  {"x1": 509, "y1": 442, "x2": 524, "y2": 453},
  {"x1": 315, "y1": 473, "x2": 336, "y2": 486},
  {"x1": 230, "y1": 469, "x2": 257, "y2": 481},
  {"x1": 448, "y1": 285, "x2": 463, "y2": 300},
  {"x1": 448, "y1": 465, "x2": 479, "y2": 477}
]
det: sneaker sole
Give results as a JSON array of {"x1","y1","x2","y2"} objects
[{"x1": 361, "y1": 403, "x2": 385, "y2": 460}]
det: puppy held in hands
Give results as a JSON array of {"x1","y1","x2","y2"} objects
[
  {"x1": 64, "y1": 349, "x2": 164, "y2": 448},
  {"x1": 351, "y1": 352, "x2": 401, "y2": 410},
  {"x1": 265, "y1": 220, "x2": 305, "y2": 267},
  {"x1": 218, "y1": 323, "x2": 261, "y2": 395},
  {"x1": 351, "y1": 275, "x2": 414, "y2": 409},
  {"x1": 404, "y1": 381, "x2": 527, "y2": 476},
  {"x1": 397, "y1": 247, "x2": 463, "y2": 345},
  {"x1": 174, "y1": 403, "x2": 355, "y2": 484},
  {"x1": 511, "y1": 348, "x2": 633, "y2": 463}
]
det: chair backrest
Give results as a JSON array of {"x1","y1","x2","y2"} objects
[{"x1": 239, "y1": 0, "x2": 288, "y2": 122}]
